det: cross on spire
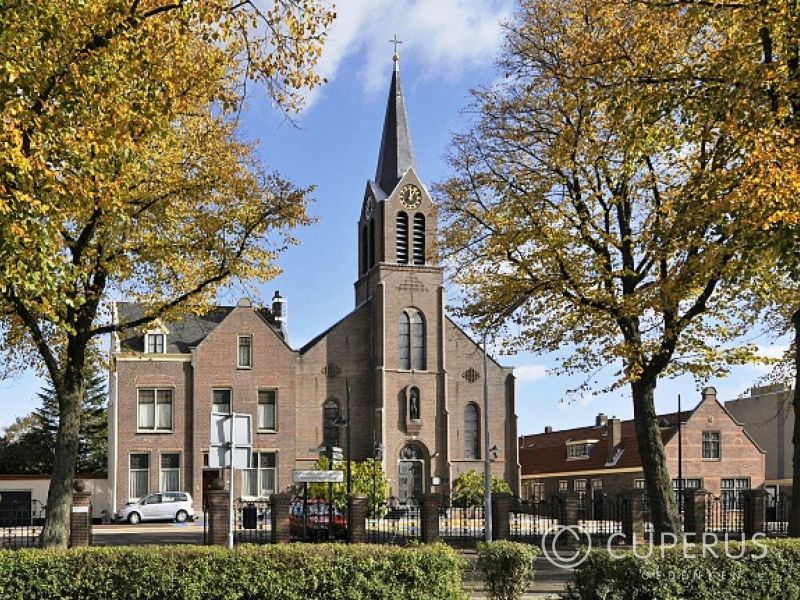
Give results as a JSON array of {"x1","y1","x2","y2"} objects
[{"x1": 389, "y1": 34, "x2": 402, "y2": 64}]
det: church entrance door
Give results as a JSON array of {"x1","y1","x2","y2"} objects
[{"x1": 398, "y1": 445, "x2": 424, "y2": 505}]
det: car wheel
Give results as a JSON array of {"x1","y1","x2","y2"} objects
[
  {"x1": 175, "y1": 510, "x2": 188, "y2": 523},
  {"x1": 127, "y1": 512, "x2": 141, "y2": 525}
]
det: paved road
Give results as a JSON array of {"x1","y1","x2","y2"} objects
[{"x1": 92, "y1": 521, "x2": 205, "y2": 546}]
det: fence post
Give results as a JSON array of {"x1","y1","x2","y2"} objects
[
  {"x1": 561, "y1": 491, "x2": 580, "y2": 527},
  {"x1": 348, "y1": 494, "x2": 368, "y2": 544},
  {"x1": 492, "y1": 493, "x2": 513, "y2": 541},
  {"x1": 620, "y1": 489, "x2": 646, "y2": 544},
  {"x1": 69, "y1": 480, "x2": 92, "y2": 547},
  {"x1": 743, "y1": 489, "x2": 766, "y2": 538},
  {"x1": 683, "y1": 488, "x2": 707, "y2": 539},
  {"x1": 206, "y1": 488, "x2": 230, "y2": 546},
  {"x1": 420, "y1": 493, "x2": 441, "y2": 543},
  {"x1": 270, "y1": 492, "x2": 292, "y2": 543}
]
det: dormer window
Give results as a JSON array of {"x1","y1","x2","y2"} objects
[
  {"x1": 146, "y1": 333, "x2": 165, "y2": 354},
  {"x1": 566, "y1": 440, "x2": 597, "y2": 459}
]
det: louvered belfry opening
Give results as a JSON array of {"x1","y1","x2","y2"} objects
[
  {"x1": 412, "y1": 213, "x2": 425, "y2": 265},
  {"x1": 361, "y1": 224, "x2": 368, "y2": 274},
  {"x1": 396, "y1": 212, "x2": 409, "y2": 263},
  {"x1": 369, "y1": 218, "x2": 376, "y2": 267}
]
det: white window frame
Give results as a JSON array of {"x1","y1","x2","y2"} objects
[
  {"x1": 212, "y1": 388, "x2": 231, "y2": 414},
  {"x1": 237, "y1": 335, "x2": 252, "y2": 368},
  {"x1": 574, "y1": 479, "x2": 587, "y2": 492},
  {"x1": 702, "y1": 431, "x2": 721, "y2": 460},
  {"x1": 159, "y1": 453, "x2": 181, "y2": 492},
  {"x1": 129, "y1": 453, "x2": 150, "y2": 501},
  {"x1": 558, "y1": 479, "x2": 568, "y2": 492},
  {"x1": 242, "y1": 452, "x2": 277, "y2": 499},
  {"x1": 633, "y1": 479, "x2": 646, "y2": 489},
  {"x1": 145, "y1": 332, "x2": 166, "y2": 354},
  {"x1": 258, "y1": 389, "x2": 278, "y2": 432},
  {"x1": 137, "y1": 388, "x2": 173, "y2": 432}
]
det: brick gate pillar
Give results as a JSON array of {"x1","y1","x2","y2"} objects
[
  {"x1": 620, "y1": 489, "x2": 646, "y2": 544},
  {"x1": 69, "y1": 480, "x2": 92, "y2": 547},
  {"x1": 206, "y1": 489, "x2": 230, "y2": 546},
  {"x1": 743, "y1": 489, "x2": 766, "y2": 538},
  {"x1": 683, "y1": 488, "x2": 707, "y2": 539},
  {"x1": 270, "y1": 493, "x2": 292, "y2": 544},
  {"x1": 491, "y1": 493, "x2": 514, "y2": 541},
  {"x1": 348, "y1": 495, "x2": 368, "y2": 544},
  {"x1": 420, "y1": 493, "x2": 441, "y2": 543},
  {"x1": 560, "y1": 492, "x2": 581, "y2": 527}
]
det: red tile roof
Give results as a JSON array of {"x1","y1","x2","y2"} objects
[{"x1": 519, "y1": 411, "x2": 692, "y2": 475}]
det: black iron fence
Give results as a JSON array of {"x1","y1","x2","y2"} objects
[
  {"x1": 577, "y1": 493, "x2": 625, "y2": 538},
  {"x1": 705, "y1": 492, "x2": 745, "y2": 534},
  {"x1": 509, "y1": 496, "x2": 563, "y2": 542},
  {"x1": 235, "y1": 500, "x2": 272, "y2": 544},
  {"x1": 367, "y1": 503, "x2": 420, "y2": 545},
  {"x1": 765, "y1": 492, "x2": 791, "y2": 536},
  {"x1": 0, "y1": 500, "x2": 46, "y2": 549},
  {"x1": 440, "y1": 505, "x2": 485, "y2": 546}
]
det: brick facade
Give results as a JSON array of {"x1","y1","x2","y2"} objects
[
  {"x1": 520, "y1": 388, "x2": 765, "y2": 501},
  {"x1": 108, "y1": 62, "x2": 520, "y2": 516}
]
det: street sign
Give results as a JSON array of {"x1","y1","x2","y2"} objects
[
  {"x1": 209, "y1": 413, "x2": 252, "y2": 469},
  {"x1": 293, "y1": 470, "x2": 344, "y2": 484}
]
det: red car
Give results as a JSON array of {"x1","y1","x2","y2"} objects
[{"x1": 289, "y1": 500, "x2": 348, "y2": 541}]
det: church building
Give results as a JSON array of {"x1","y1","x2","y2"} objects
[{"x1": 108, "y1": 55, "x2": 520, "y2": 514}]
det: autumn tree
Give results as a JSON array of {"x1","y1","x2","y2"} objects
[
  {"x1": 0, "y1": 0, "x2": 334, "y2": 547},
  {"x1": 438, "y1": 0, "x2": 766, "y2": 535}
]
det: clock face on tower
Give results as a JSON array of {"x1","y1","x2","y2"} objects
[{"x1": 400, "y1": 184, "x2": 422, "y2": 210}]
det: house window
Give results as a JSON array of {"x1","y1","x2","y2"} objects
[
  {"x1": 702, "y1": 431, "x2": 720, "y2": 459},
  {"x1": 574, "y1": 479, "x2": 587, "y2": 492},
  {"x1": 202, "y1": 451, "x2": 209, "y2": 468},
  {"x1": 532, "y1": 482, "x2": 544, "y2": 501},
  {"x1": 412, "y1": 213, "x2": 425, "y2": 264},
  {"x1": 396, "y1": 212, "x2": 409, "y2": 263},
  {"x1": 137, "y1": 389, "x2": 173, "y2": 431},
  {"x1": 238, "y1": 335, "x2": 252, "y2": 368},
  {"x1": 591, "y1": 479, "x2": 603, "y2": 489},
  {"x1": 558, "y1": 480, "x2": 568, "y2": 492},
  {"x1": 464, "y1": 402, "x2": 480, "y2": 459},
  {"x1": 160, "y1": 454, "x2": 180, "y2": 492},
  {"x1": 323, "y1": 399, "x2": 340, "y2": 448},
  {"x1": 146, "y1": 333, "x2": 165, "y2": 354},
  {"x1": 213, "y1": 389, "x2": 231, "y2": 414},
  {"x1": 243, "y1": 452, "x2": 276, "y2": 498},
  {"x1": 634, "y1": 479, "x2": 646, "y2": 489},
  {"x1": 258, "y1": 390, "x2": 277, "y2": 431},
  {"x1": 721, "y1": 478, "x2": 750, "y2": 508},
  {"x1": 566, "y1": 442, "x2": 594, "y2": 459},
  {"x1": 129, "y1": 453, "x2": 149, "y2": 500}
]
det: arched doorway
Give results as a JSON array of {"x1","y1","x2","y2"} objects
[{"x1": 398, "y1": 444, "x2": 425, "y2": 505}]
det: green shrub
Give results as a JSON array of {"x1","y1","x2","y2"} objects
[
  {"x1": 477, "y1": 541, "x2": 538, "y2": 600},
  {"x1": 564, "y1": 538, "x2": 800, "y2": 600},
  {"x1": 0, "y1": 543, "x2": 468, "y2": 600}
]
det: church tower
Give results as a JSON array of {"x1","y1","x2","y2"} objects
[{"x1": 355, "y1": 49, "x2": 449, "y2": 504}]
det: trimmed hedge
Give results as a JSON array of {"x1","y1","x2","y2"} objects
[
  {"x1": 565, "y1": 538, "x2": 800, "y2": 600},
  {"x1": 477, "y1": 541, "x2": 538, "y2": 600},
  {"x1": 0, "y1": 543, "x2": 468, "y2": 600}
]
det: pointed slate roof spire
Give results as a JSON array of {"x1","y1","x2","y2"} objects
[{"x1": 374, "y1": 48, "x2": 416, "y2": 195}]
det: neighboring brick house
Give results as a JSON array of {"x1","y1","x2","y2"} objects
[
  {"x1": 726, "y1": 384, "x2": 795, "y2": 496},
  {"x1": 519, "y1": 388, "x2": 765, "y2": 505},
  {"x1": 107, "y1": 57, "x2": 519, "y2": 515}
]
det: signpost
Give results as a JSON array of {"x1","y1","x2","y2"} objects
[
  {"x1": 209, "y1": 412, "x2": 252, "y2": 549},
  {"x1": 293, "y1": 470, "x2": 344, "y2": 484}
]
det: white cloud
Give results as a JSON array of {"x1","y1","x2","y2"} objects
[
  {"x1": 514, "y1": 364, "x2": 548, "y2": 383},
  {"x1": 303, "y1": 0, "x2": 513, "y2": 108},
  {"x1": 756, "y1": 343, "x2": 790, "y2": 360}
]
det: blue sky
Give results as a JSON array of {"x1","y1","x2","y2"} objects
[{"x1": 0, "y1": 0, "x2": 789, "y2": 435}]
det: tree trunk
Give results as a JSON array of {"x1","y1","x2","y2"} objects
[
  {"x1": 631, "y1": 377, "x2": 680, "y2": 538},
  {"x1": 788, "y1": 308, "x2": 800, "y2": 537},
  {"x1": 39, "y1": 368, "x2": 85, "y2": 548}
]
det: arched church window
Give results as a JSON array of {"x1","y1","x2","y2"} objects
[
  {"x1": 412, "y1": 213, "x2": 425, "y2": 265},
  {"x1": 464, "y1": 403, "x2": 480, "y2": 459},
  {"x1": 369, "y1": 219, "x2": 376, "y2": 268},
  {"x1": 323, "y1": 399, "x2": 340, "y2": 448},
  {"x1": 399, "y1": 308, "x2": 425, "y2": 370},
  {"x1": 399, "y1": 444, "x2": 423, "y2": 460},
  {"x1": 396, "y1": 212, "x2": 409, "y2": 263},
  {"x1": 361, "y1": 224, "x2": 368, "y2": 274},
  {"x1": 409, "y1": 387, "x2": 420, "y2": 420}
]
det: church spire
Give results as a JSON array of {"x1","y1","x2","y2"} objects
[{"x1": 374, "y1": 38, "x2": 416, "y2": 196}]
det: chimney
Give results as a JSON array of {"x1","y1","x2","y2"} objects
[
  {"x1": 606, "y1": 416, "x2": 621, "y2": 463},
  {"x1": 544, "y1": 426, "x2": 553, "y2": 434},
  {"x1": 595, "y1": 413, "x2": 608, "y2": 427},
  {"x1": 702, "y1": 387, "x2": 717, "y2": 403},
  {"x1": 271, "y1": 290, "x2": 288, "y2": 338}
]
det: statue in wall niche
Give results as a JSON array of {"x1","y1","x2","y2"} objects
[{"x1": 409, "y1": 387, "x2": 420, "y2": 421}]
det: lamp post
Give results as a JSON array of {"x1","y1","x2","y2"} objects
[
  {"x1": 482, "y1": 299, "x2": 525, "y2": 543},
  {"x1": 334, "y1": 379, "x2": 353, "y2": 543}
]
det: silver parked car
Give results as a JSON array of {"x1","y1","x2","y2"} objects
[{"x1": 117, "y1": 492, "x2": 195, "y2": 524}]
